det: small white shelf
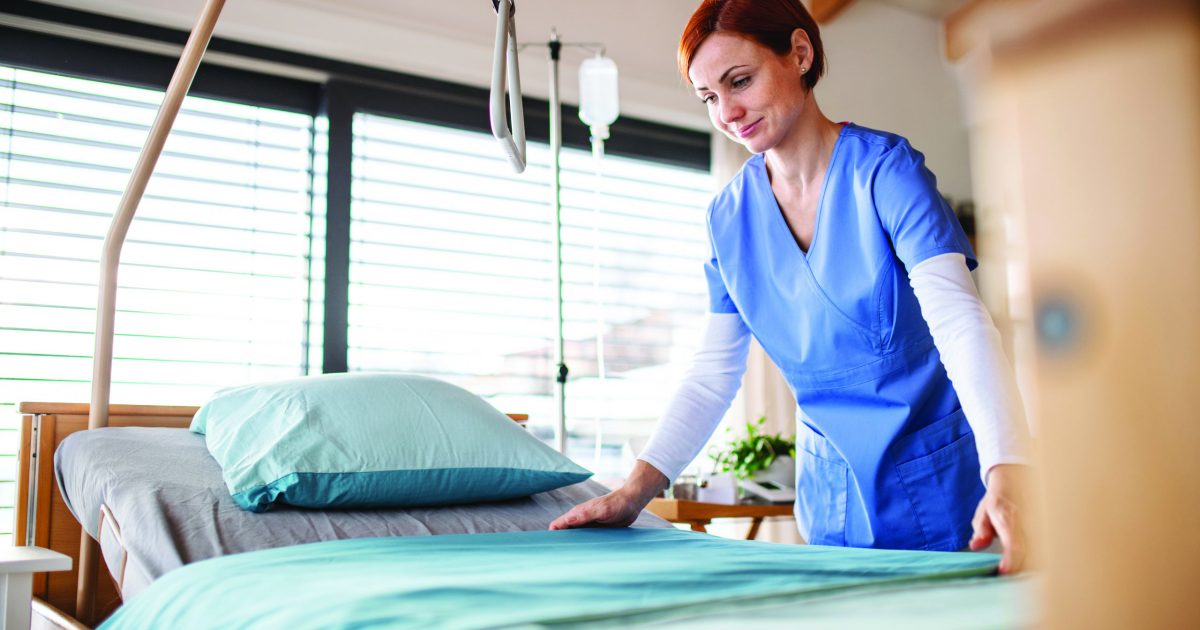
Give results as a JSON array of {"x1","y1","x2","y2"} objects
[{"x1": 0, "y1": 547, "x2": 72, "y2": 630}]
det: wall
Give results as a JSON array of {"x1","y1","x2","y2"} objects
[{"x1": 816, "y1": 0, "x2": 973, "y2": 200}]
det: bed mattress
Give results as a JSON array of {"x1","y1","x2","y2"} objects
[
  {"x1": 98, "y1": 527, "x2": 1024, "y2": 629},
  {"x1": 55, "y1": 426, "x2": 668, "y2": 598}
]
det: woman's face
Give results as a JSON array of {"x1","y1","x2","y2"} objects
[{"x1": 689, "y1": 32, "x2": 811, "y2": 154}]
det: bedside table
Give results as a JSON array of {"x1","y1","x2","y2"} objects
[
  {"x1": 0, "y1": 546, "x2": 72, "y2": 629},
  {"x1": 647, "y1": 498, "x2": 794, "y2": 540}
]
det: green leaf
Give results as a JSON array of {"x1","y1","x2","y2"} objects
[{"x1": 705, "y1": 416, "x2": 797, "y2": 480}]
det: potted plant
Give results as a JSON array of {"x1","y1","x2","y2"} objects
[{"x1": 709, "y1": 416, "x2": 796, "y2": 483}]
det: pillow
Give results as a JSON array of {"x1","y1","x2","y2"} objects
[{"x1": 191, "y1": 373, "x2": 592, "y2": 512}]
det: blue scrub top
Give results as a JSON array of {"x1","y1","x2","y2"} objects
[{"x1": 705, "y1": 124, "x2": 984, "y2": 551}]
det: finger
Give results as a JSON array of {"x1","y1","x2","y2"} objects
[
  {"x1": 970, "y1": 505, "x2": 996, "y2": 551},
  {"x1": 970, "y1": 499, "x2": 987, "y2": 533},
  {"x1": 552, "y1": 496, "x2": 616, "y2": 530},
  {"x1": 969, "y1": 517, "x2": 995, "y2": 551},
  {"x1": 993, "y1": 511, "x2": 1013, "y2": 573},
  {"x1": 990, "y1": 507, "x2": 1025, "y2": 574},
  {"x1": 979, "y1": 504, "x2": 1017, "y2": 571},
  {"x1": 549, "y1": 506, "x2": 588, "y2": 530}
]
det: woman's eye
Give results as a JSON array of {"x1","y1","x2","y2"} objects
[
  {"x1": 732, "y1": 76, "x2": 751, "y2": 89},
  {"x1": 702, "y1": 94, "x2": 717, "y2": 105}
]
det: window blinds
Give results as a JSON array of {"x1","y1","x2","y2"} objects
[
  {"x1": 348, "y1": 113, "x2": 714, "y2": 467},
  {"x1": 0, "y1": 66, "x2": 322, "y2": 542}
]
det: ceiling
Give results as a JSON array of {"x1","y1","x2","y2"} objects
[
  {"x1": 878, "y1": 0, "x2": 972, "y2": 19},
  {"x1": 34, "y1": 0, "x2": 964, "y2": 129},
  {"x1": 286, "y1": 0, "x2": 699, "y2": 75}
]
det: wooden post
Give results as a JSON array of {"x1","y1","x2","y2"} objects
[{"x1": 954, "y1": 0, "x2": 1200, "y2": 626}]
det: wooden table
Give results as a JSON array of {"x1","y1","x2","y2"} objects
[{"x1": 647, "y1": 498, "x2": 794, "y2": 540}]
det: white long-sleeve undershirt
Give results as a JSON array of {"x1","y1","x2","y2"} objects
[
  {"x1": 637, "y1": 252, "x2": 1031, "y2": 485},
  {"x1": 907, "y1": 252, "x2": 1032, "y2": 481},
  {"x1": 636, "y1": 312, "x2": 750, "y2": 484}
]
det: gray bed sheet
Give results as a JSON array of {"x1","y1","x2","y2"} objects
[{"x1": 55, "y1": 427, "x2": 668, "y2": 599}]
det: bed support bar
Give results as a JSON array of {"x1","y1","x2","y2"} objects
[
  {"x1": 80, "y1": 0, "x2": 226, "y2": 624},
  {"x1": 86, "y1": 0, "x2": 227, "y2": 431}
]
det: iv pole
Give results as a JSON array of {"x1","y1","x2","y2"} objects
[
  {"x1": 491, "y1": 1, "x2": 611, "y2": 455},
  {"x1": 547, "y1": 30, "x2": 568, "y2": 455},
  {"x1": 532, "y1": 31, "x2": 608, "y2": 455}
]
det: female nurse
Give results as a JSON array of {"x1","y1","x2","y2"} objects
[{"x1": 550, "y1": 0, "x2": 1032, "y2": 574}]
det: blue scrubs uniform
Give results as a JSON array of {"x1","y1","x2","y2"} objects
[{"x1": 706, "y1": 124, "x2": 984, "y2": 551}]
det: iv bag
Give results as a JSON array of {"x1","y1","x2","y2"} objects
[{"x1": 578, "y1": 55, "x2": 619, "y2": 140}]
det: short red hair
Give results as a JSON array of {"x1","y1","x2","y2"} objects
[{"x1": 678, "y1": 0, "x2": 826, "y2": 90}]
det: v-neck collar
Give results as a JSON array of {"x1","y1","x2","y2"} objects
[{"x1": 757, "y1": 123, "x2": 850, "y2": 261}]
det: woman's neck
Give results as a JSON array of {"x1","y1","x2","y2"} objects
[{"x1": 763, "y1": 98, "x2": 841, "y2": 193}]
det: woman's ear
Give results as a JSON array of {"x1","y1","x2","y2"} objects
[{"x1": 790, "y1": 28, "x2": 814, "y2": 71}]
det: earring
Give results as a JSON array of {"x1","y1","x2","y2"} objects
[{"x1": 800, "y1": 67, "x2": 808, "y2": 74}]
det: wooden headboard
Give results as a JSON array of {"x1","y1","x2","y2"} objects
[{"x1": 15, "y1": 402, "x2": 199, "y2": 622}]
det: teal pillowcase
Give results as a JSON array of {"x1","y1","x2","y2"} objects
[{"x1": 191, "y1": 373, "x2": 592, "y2": 513}]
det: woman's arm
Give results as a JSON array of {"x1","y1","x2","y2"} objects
[
  {"x1": 637, "y1": 312, "x2": 751, "y2": 483},
  {"x1": 909, "y1": 252, "x2": 1032, "y2": 573},
  {"x1": 549, "y1": 312, "x2": 751, "y2": 529},
  {"x1": 908, "y1": 252, "x2": 1032, "y2": 479}
]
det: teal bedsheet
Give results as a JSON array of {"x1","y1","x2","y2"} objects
[{"x1": 100, "y1": 528, "x2": 1020, "y2": 629}]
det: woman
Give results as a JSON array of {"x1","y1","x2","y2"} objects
[{"x1": 550, "y1": 0, "x2": 1031, "y2": 574}]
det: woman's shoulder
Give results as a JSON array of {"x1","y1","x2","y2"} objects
[
  {"x1": 838, "y1": 124, "x2": 936, "y2": 189},
  {"x1": 840, "y1": 123, "x2": 920, "y2": 161}
]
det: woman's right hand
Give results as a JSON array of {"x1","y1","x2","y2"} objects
[
  {"x1": 548, "y1": 490, "x2": 644, "y2": 530},
  {"x1": 549, "y1": 460, "x2": 669, "y2": 530}
]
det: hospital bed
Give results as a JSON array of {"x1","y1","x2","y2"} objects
[
  {"x1": 15, "y1": 402, "x2": 665, "y2": 625},
  {"x1": 17, "y1": 402, "x2": 1032, "y2": 630},
  {"x1": 13, "y1": 402, "x2": 1030, "y2": 629}
]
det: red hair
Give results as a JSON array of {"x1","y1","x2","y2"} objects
[{"x1": 678, "y1": 0, "x2": 826, "y2": 90}]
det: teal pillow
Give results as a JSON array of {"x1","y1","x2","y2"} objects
[{"x1": 190, "y1": 373, "x2": 592, "y2": 513}]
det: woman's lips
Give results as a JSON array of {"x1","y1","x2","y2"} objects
[{"x1": 737, "y1": 119, "x2": 762, "y2": 138}]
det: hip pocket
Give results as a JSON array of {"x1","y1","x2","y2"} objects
[
  {"x1": 894, "y1": 416, "x2": 985, "y2": 551},
  {"x1": 795, "y1": 448, "x2": 848, "y2": 546}
]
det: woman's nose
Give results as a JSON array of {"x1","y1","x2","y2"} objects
[{"x1": 718, "y1": 98, "x2": 743, "y2": 126}]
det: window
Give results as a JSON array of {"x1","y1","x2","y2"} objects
[
  {"x1": 349, "y1": 113, "x2": 716, "y2": 478},
  {"x1": 0, "y1": 65, "x2": 322, "y2": 543},
  {"x1": 0, "y1": 4, "x2": 716, "y2": 541}
]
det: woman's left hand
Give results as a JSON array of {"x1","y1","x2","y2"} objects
[{"x1": 970, "y1": 463, "x2": 1029, "y2": 574}]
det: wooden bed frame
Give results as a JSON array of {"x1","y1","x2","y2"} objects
[
  {"x1": 14, "y1": 402, "x2": 198, "y2": 625},
  {"x1": 13, "y1": 401, "x2": 530, "y2": 627}
]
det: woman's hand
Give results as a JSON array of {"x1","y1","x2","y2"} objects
[
  {"x1": 970, "y1": 463, "x2": 1030, "y2": 574},
  {"x1": 549, "y1": 460, "x2": 669, "y2": 530},
  {"x1": 548, "y1": 490, "x2": 644, "y2": 530}
]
